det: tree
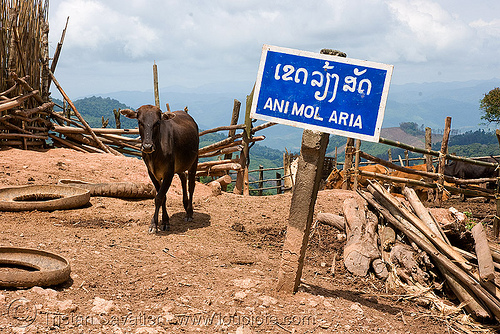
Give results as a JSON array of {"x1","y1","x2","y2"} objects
[{"x1": 480, "y1": 87, "x2": 500, "y2": 123}]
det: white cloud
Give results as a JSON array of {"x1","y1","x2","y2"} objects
[
  {"x1": 51, "y1": 0, "x2": 160, "y2": 60},
  {"x1": 48, "y1": 0, "x2": 500, "y2": 96},
  {"x1": 386, "y1": 0, "x2": 474, "y2": 62}
]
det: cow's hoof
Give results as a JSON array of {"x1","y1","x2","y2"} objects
[
  {"x1": 159, "y1": 224, "x2": 170, "y2": 232},
  {"x1": 148, "y1": 226, "x2": 158, "y2": 234},
  {"x1": 184, "y1": 217, "x2": 193, "y2": 222}
]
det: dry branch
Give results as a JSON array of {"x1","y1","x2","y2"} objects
[
  {"x1": 360, "y1": 188, "x2": 496, "y2": 320},
  {"x1": 49, "y1": 70, "x2": 112, "y2": 154}
]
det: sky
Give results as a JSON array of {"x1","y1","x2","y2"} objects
[{"x1": 48, "y1": 0, "x2": 500, "y2": 98}]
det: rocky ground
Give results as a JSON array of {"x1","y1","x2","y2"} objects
[{"x1": 0, "y1": 147, "x2": 496, "y2": 333}]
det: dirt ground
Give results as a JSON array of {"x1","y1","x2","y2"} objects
[{"x1": 0, "y1": 147, "x2": 496, "y2": 333}]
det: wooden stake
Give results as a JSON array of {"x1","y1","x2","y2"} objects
[
  {"x1": 436, "y1": 116, "x2": 452, "y2": 205},
  {"x1": 153, "y1": 61, "x2": 160, "y2": 108},
  {"x1": 494, "y1": 129, "x2": 500, "y2": 239},
  {"x1": 353, "y1": 139, "x2": 361, "y2": 190},
  {"x1": 224, "y1": 99, "x2": 241, "y2": 161},
  {"x1": 343, "y1": 138, "x2": 354, "y2": 190},
  {"x1": 425, "y1": 127, "x2": 434, "y2": 201}
]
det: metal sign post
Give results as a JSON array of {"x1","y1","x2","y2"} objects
[{"x1": 251, "y1": 45, "x2": 393, "y2": 293}]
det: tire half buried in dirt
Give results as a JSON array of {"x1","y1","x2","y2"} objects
[
  {"x1": 0, "y1": 185, "x2": 90, "y2": 211},
  {"x1": 0, "y1": 247, "x2": 71, "y2": 287}
]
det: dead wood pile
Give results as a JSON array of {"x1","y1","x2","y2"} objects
[{"x1": 317, "y1": 180, "x2": 500, "y2": 327}]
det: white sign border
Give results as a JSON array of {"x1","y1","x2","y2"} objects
[{"x1": 250, "y1": 44, "x2": 394, "y2": 143}]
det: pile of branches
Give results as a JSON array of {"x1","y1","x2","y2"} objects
[
  {"x1": 0, "y1": 72, "x2": 53, "y2": 148},
  {"x1": 318, "y1": 181, "x2": 500, "y2": 329}
]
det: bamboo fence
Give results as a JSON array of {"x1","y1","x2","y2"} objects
[{"x1": 1, "y1": 0, "x2": 50, "y2": 149}]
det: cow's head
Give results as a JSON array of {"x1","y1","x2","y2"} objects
[{"x1": 121, "y1": 105, "x2": 176, "y2": 153}]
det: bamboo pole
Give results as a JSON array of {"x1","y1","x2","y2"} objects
[
  {"x1": 49, "y1": 70, "x2": 113, "y2": 154},
  {"x1": 199, "y1": 124, "x2": 245, "y2": 136},
  {"x1": 49, "y1": 16, "x2": 69, "y2": 88},
  {"x1": 359, "y1": 150, "x2": 495, "y2": 187},
  {"x1": 378, "y1": 137, "x2": 497, "y2": 168},
  {"x1": 52, "y1": 125, "x2": 139, "y2": 135}
]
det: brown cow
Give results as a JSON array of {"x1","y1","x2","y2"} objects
[
  {"x1": 324, "y1": 164, "x2": 389, "y2": 189},
  {"x1": 121, "y1": 105, "x2": 199, "y2": 233},
  {"x1": 389, "y1": 164, "x2": 433, "y2": 201}
]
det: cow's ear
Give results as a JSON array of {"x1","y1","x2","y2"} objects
[
  {"x1": 162, "y1": 112, "x2": 176, "y2": 120},
  {"x1": 120, "y1": 109, "x2": 138, "y2": 119}
]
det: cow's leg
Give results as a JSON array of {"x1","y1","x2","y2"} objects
[
  {"x1": 178, "y1": 172, "x2": 189, "y2": 219},
  {"x1": 185, "y1": 158, "x2": 198, "y2": 221},
  {"x1": 147, "y1": 171, "x2": 162, "y2": 233},
  {"x1": 156, "y1": 172, "x2": 174, "y2": 232}
]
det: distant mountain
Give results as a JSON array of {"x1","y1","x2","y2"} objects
[{"x1": 72, "y1": 78, "x2": 499, "y2": 152}]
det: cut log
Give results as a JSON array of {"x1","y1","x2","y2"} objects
[
  {"x1": 390, "y1": 242, "x2": 429, "y2": 285},
  {"x1": 342, "y1": 198, "x2": 381, "y2": 276},
  {"x1": 471, "y1": 223, "x2": 496, "y2": 282},
  {"x1": 316, "y1": 212, "x2": 345, "y2": 231},
  {"x1": 360, "y1": 188, "x2": 495, "y2": 321},
  {"x1": 58, "y1": 180, "x2": 156, "y2": 198},
  {"x1": 213, "y1": 174, "x2": 232, "y2": 191}
]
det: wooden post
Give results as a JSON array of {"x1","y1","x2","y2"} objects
[
  {"x1": 425, "y1": 127, "x2": 433, "y2": 201},
  {"x1": 235, "y1": 87, "x2": 254, "y2": 195},
  {"x1": 224, "y1": 99, "x2": 241, "y2": 161},
  {"x1": 494, "y1": 129, "x2": 500, "y2": 238},
  {"x1": 353, "y1": 139, "x2": 361, "y2": 190},
  {"x1": 113, "y1": 109, "x2": 121, "y2": 129},
  {"x1": 388, "y1": 148, "x2": 392, "y2": 164},
  {"x1": 242, "y1": 87, "x2": 253, "y2": 196},
  {"x1": 258, "y1": 165, "x2": 264, "y2": 196},
  {"x1": 343, "y1": 138, "x2": 355, "y2": 190},
  {"x1": 283, "y1": 151, "x2": 293, "y2": 190},
  {"x1": 153, "y1": 62, "x2": 160, "y2": 108},
  {"x1": 404, "y1": 150, "x2": 409, "y2": 166},
  {"x1": 48, "y1": 16, "x2": 69, "y2": 91},
  {"x1": 276, "y1": 172, "x2": 282, "y2": 194},
  {"x1": 436, "y1": 117, "x2": 452, "y2": 205},
  {"x1": 334, "y1": 147, "x2": 338, "y2": 168},
  {"x1": 276, "y1": 129, "x2": 329, "y2": 293}
]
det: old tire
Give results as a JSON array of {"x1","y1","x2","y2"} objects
[
  {"x1": 0, "y1": 185, "x2": 90, "y2": 211},
  {"x1": 0, "y1": 247, "x2": 71, "y2": 287}
]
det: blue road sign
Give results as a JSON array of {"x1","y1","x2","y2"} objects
[{"x1": 250, "y1": 45, "x2": 393, "y2": 142}]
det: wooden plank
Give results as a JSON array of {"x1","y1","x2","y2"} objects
[{"x1": 471, "y1": 223, "x2": 496, "y2": 281}]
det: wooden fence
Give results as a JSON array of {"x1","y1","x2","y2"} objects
[{"x1": 336, "y1": 117, "x2": 500, "y2": 237}]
